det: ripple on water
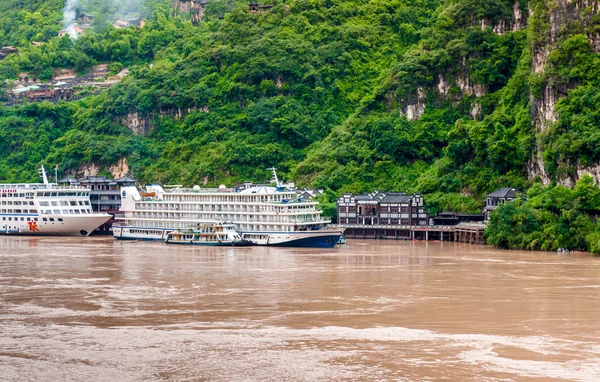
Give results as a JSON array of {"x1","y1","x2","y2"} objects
[{"x1": 2, "y1": 323, "x2": 600, "y2": 381}]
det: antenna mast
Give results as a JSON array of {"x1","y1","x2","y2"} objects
[
  {"x1": 268, "y1": 167, "x2": 280, "y2": 187},
  {"x1": 39, "y1": 165, "x2": 49, "y2": 185}
]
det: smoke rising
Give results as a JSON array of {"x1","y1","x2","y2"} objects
[
  {"x1": 62, "y1": 0, "x2": 147, "y2": 39},
  {"x1": 63, "y1": 0, "x2": 80, "y2": 39}
]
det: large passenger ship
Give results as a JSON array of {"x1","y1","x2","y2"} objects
[
  {"x1": 1, "y1": 167, "x2": 112, "y2": 236},
  {"x1": 113, "y1": 169, "x2": 343, "y2": 247}
]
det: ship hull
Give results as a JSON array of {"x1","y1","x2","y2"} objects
[
  {"x1": 113, "y1": 226, "x2": 170, "y2": 240},
  {"x1": 165, "y1": 241, "x2": 253, "y2": 247},
  {"x1": 242, "y1": 230, "x2": 343, "y2": 248},
  {"x1": 114, "y1": 225, "x2": 343, "y2": 248},
  {"x1": 264, "y1": 234, "x2": 342, "y2": 248},
  {"x1": 1, "y1": 214, "x2": 112, "y2": 237}
]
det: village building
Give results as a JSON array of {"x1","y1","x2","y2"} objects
[
  {"x1": 112, "y1": 16, "x2": 145, "y2": 29},
  {"x1": 18, "y1": 73, "x2": 37, "y2": 83},
  {"x1": 75, "y1": 175, "x2": 137, "y2": 233},
  {"x1": 249, "y1": 3, "x2": 274, "y2": 14},
  {"x1": 483, "y1": 187, "x2": 520, "y2": 220},
  {"x1": 58, "y1": 24, "x2": 85, "y2": 37},
  {"x1": 23, "y1": 88, "x2": 74, "y2": 102},
  {"x1": 0, "y1": 46, "x2": 18, "y2": 60},
  {"x1": 296, "y1": 188, "x2": 324, "y2": 201},
  {"x1": 80, "y1": 13, "x2": 93, "y2": 24},
  {"x1": 337, "y1": 191, "x2": 430, "y2": 226},
  {"x1": 173, "y1": 0, "x2": 206, "y2": 24}
]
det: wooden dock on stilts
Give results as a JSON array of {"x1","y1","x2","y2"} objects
[{"x1": 342, "y1": 223, "x2": 486, "y2": 244}]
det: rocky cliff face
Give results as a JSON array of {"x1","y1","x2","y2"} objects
[
  {"x1": 393, "y1": 2, "x2": 527, "y2": 123},
  {"x1": 117, "y1": 106, "x2": 209, "y2": 136},
  {"x1": 528, "y1": 0, "x2": 600, "y2": 185}
]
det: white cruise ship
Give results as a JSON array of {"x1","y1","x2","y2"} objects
[
  {"x1": 113, "y1": 170, "x2": 343, "y2": 247},
  {"x1": 0, "y1": 166, "x2": 112, "y2": 236}
]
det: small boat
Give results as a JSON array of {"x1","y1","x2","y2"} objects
[
  {"x1": 164, "y1": 222, "x2": 253, "y2": 246},
  {"x1": 337, "y1": 237, "x2": 347, "y2": 244}
]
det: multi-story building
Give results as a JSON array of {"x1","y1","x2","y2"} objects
[
  {"x1": 483, "y1": 187, "x2": 520, "y2": 220},
  {"x1": 336, "y1": 191, "x2": 430, "y2": 226},
  {"x1": 60, "y1": 175, "x2": 137, "y2": 233},
  {"x1": 173, "y1": 0, "x2": 206, "y2": 24}
]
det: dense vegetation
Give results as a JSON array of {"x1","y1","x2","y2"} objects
[
  {"x1": 485, "y1": 175, "x2": 600, "y2": 254},
  {"x1": 1, "y1": 0, "x2": 600, "y2": 252}
]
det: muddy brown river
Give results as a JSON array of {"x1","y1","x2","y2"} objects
[{"x1": 1, "y1": 237, "x2": 600, "y2": 381}]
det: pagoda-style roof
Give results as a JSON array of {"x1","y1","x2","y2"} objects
[
  {"x1": 115, "y1": 176, "x2": 137, "y2": 183},
  {"x1": 486, "y1": 187, "x2": 519, "y2": 199},
  {"x1": 380, "y1": 193, "x2": 412, "y2": 204},
  {"x1": 79, "y1": 176, "x2": 112, "y2": 183}
]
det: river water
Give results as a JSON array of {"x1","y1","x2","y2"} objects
[{"x1": 1, "y1": 237, "x2": 600, "y2": 381}]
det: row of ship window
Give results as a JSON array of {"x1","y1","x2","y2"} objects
[
  {"x1": 132, "y1": 221, "x2": 297, "y2": 232},
  {"x1": 39, "y1": 209, "x2": 92, "y2": 214},
  {"x1": 1, "y1": 191, "x2": 89, "y2": 198},
  {"x1": 1, "y1": 208, "x2": 91, "y2": 215},
  {"x1": 2, "y1": 216, "x2": 64, "y2": 222},
  {"x1": 163, "y1": 195, "x2": 292, "y2": 202},
  {"x1": 1, "y1": 201, "x2": 35, "y2": 206},
  {"x1": 134, "y1": 212, "x2": 320, "y2": 223},
  {"x1": 39, "y1": 200, "x2": 90, "y2": 207},
  {"x1": 137, "y1": 203, "x2": 315, "y2": 212}
]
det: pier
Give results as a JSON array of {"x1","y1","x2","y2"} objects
[{"x1": 343, "y1": 222, "x2": 486, "y2": 244}]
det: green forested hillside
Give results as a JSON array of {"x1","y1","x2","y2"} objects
[{"x1": 1, "y1": 0, "x2": 600, "y2": 251}]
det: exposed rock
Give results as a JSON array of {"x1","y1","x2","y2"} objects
[
  {"x1": 526, "y1": 152, "x2": 551, "y2": 185},
  {"x1": 577, "y1": 164, "x2": 600, "y2": 185},
  {"x1": 436, "y1": 75, "x2": 450, "y2": 98},
  {"x1": 470, "y1": 103, "x2": 482, "y2": 120},
  {"x1": 81, "y1": 163, "x2": 99, "y2": 177},
  {"x1": 493, "y1": 20, "x2": 508, "y2": 35},
  {"x1": 120, "y1": 112, "x2": 153, "y2": 136},
  {"x1": 460, "y1": 189, "x2": 475, "y2": 197},
  {"x1": 91, "y1": 64, "x2": 110, "y2": 75},
  {"x1": 0, "y1": 46, "x2": 18, "y2": 60},
  {"x1": 531, "y1": 86, "x2": 558, "y2": 132},
  {"x1": 528, "y1": 0, "x2": 600, "y2": 184},
  {"x1": 118, "y1": 107, "x2": 208, "y2": 135},
  {"x1": 109, "y1": 157, "x2": 129, "y2": 179},
  {"x1": 512, "y1": 1, "x2": 524, "y2": 32},
  {"x1": 402, "y1": 87, "x2": 427, "y2": 121},
  {"x1": 53, "y1": 68, "x2": 77, "y2": 81},
  {"x1": 531, "y1": 46, "x2": 547, "y2": 74},
  {"x1": 480, "y1": 19, "x2": 490, "y2": 31},
  {"x1": 484, "y1": 2, "x2": 527, "y2": 35},
  {"x1": 456, "y1": 75, "x2": 486, "y2": 97}
]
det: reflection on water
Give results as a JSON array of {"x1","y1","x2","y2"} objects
[{"x1": 1, "y1": 236, "x2": 600, "y2": 381}]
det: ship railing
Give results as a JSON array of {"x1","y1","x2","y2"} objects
[
  {"x1": 340, "y1": 224, "x2": 459, "y2": 230},
  {"x1": 165, "y1": 187, "x2": 231, "y2": 193}
]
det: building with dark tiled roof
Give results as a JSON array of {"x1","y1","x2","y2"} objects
[
  {"x1": 483, "y1": 187, "x2": 521, "y2": 220},
  {"x1": 59, "y1": 174, "x2": 137, "y2": 233},
  {"x1": 430, "y1": 211, "x2": 485, "y2": 226},
  {"x1": 336, "y1": 191, "x2": 430, "y2": 226},
  {"x1": 249, "y1": 2, "x2": 274, "y2": 14}
]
